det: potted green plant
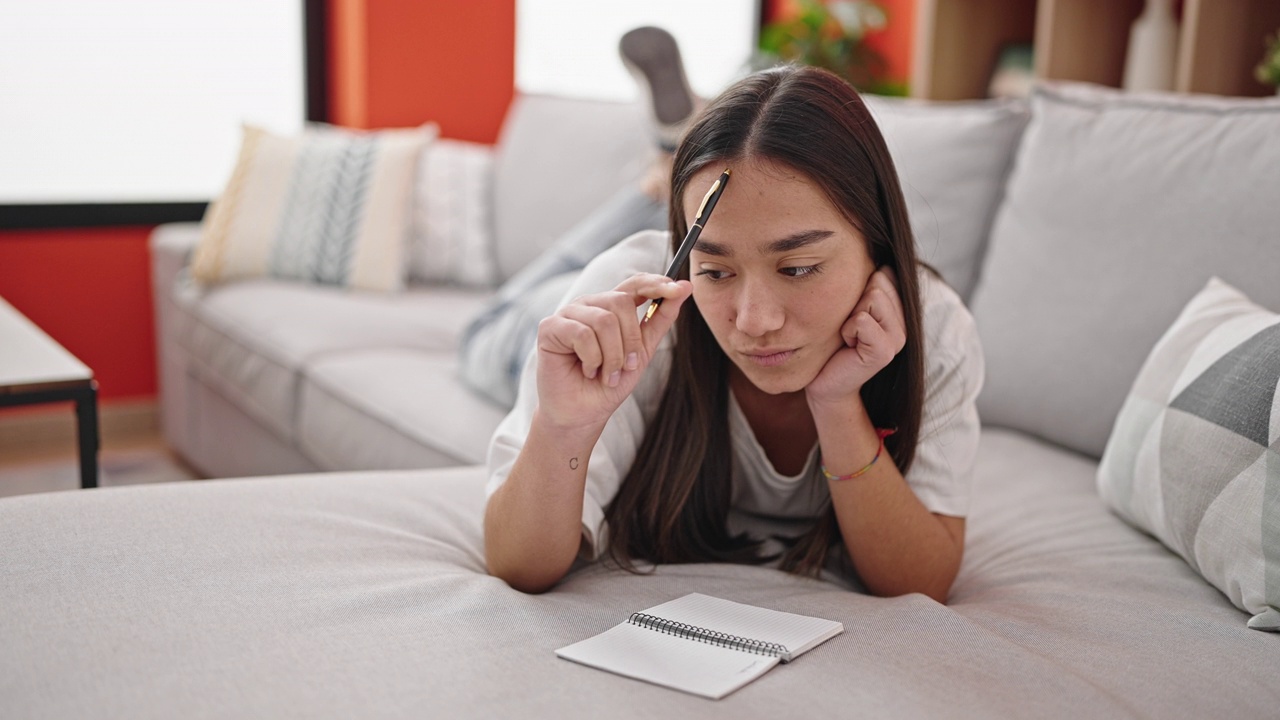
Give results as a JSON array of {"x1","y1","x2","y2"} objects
[
  {"x1": 754, "y1": 0, "x2": 905, "y2": 95},
  {"x1": 1257, "y1": 31, "x2": 1280, "y2": 93}
]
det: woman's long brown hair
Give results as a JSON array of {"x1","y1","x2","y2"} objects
[{"x1": 604, "y1": 66, "x2": 926, "y2": 576}]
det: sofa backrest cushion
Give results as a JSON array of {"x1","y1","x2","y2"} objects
[
  {"x1": 970, "y1": 82, "x2": 1280, "y2": 458},
  {"x1": 491, "y1": 94, "x2": 650, "y2": 282},
  {"x1": 863, "y1": 95, "x2": 1028, "y2": 303}
]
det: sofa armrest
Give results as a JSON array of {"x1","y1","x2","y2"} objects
[
  {"x1": 149, "y1": 222, "x2": 202, "y2": 457},
  {"x1": 150, "y1": 222, "x2": 202, "y2": 292}
]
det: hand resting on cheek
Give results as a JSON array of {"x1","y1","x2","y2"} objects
[{"x1": 806, "y1": 266, "x2": 907, "y2": 405}]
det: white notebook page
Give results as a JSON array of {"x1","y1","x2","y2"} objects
[
  {"x1": 556, "y1": 622, "x2": 780, "y2": 700},
  {"x1": 555, "y1": 594, "x2": 843, "y2": 699},
  {"x1": 642, "y1": 593, "x2": 844, "y2": 661}
]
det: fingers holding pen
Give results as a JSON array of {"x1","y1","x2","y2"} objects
[
  {"x1": 637, "y1": 279, "x2": 692, "y2": 353},
  {"x1": 563, "y1": 279, "x2": 666, "y2": 383},
  {"x1": 558, "y1": 300, "x2": 633, "y2": 386},
  {"x1": 615, "y1": 273, "x2": 692, "y2": 306},
  {"x1": 609, "y1": 272, "x2": 692, "y2": 354},
  {"x1": 537, "y1": 274, "x2": 691, "y2": 390}
]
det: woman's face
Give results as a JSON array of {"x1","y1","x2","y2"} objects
[{"x1": 683, "y1": 158, "x2": 876, "y2": 395}]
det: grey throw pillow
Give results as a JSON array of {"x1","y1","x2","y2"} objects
[{"x1": 1097, "y1": 278, "x2": 1280, "y2": 631}]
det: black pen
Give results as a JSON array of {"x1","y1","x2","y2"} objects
[{"x1": 644, "y1": 169, "x2": 731, "y2": 322}]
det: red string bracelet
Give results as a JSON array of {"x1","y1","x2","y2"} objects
[{"x1": 820, "y1": 428, "x2": 897, "y2": 481}]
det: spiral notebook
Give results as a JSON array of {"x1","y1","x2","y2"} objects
[{"x1": 555, "y1": 593, "x2": 843, "y2": 699}]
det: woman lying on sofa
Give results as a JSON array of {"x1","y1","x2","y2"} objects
[{"x1": 483, "y1": 65, "x2": 984, "y2": 602}]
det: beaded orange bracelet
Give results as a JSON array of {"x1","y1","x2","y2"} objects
[{"x1": 820, "y1": 428, "x2": 897, "y2": 481}]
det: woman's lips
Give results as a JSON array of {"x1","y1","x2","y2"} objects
[{"x1": 741, "y1": 349, "x2": 795, "y2": 367}]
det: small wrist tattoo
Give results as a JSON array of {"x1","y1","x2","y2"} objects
[{"x1": 569, "y1": 457, "x2": 579, "y2": 470}]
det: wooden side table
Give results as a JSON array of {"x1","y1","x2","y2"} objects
[{"x1": 0, "y1": 297, "x2": 99, "y2": 489}]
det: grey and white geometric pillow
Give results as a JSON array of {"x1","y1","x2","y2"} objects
[{"x1": 1098, "y1": 277, "x2": 1280, "y2": 631}]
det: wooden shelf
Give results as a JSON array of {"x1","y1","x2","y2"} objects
[
  {"x1": 912, "y1": 0, "x2": 1037, "y2": 100},
  {"x1": 911, "y1": 0, "x2": 1280, "y2": 99},
  {"x1": 1178, "y1": 0, "x2": 1280, "y2": 96},
  {"x1": 1035, "y1": 0, "x2": 1144, "y2": 87}
]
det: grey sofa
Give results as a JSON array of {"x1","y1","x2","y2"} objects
[{"x1": 3, "y1": 83, "x2": 1278, "y2": 718}]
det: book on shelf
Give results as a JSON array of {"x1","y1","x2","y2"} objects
[{"x1": 555, "y1": 592, "x2": 844, "y2": 700}]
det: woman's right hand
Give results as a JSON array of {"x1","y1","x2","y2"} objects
[{"x1": 535, "y1": 272, "x2": 692, "y2": 432}]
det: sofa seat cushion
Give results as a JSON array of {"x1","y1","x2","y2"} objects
[
  {"x1": 172, "y1": 279, "x2": 491, "y2": 439},
  {"x1": 298, "y1": 349, "x2": 508, "y2": 469},
  {"x1": 2, "y1": 430, "x2": 1276, "y2": 718}
]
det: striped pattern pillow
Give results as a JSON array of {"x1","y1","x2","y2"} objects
[
  {"x1": 193, "y1": 123, "x2": 435, "y2": 292},
  {"x1": 1098, "y1": 278, "x2": 1280, "y2": 631}
]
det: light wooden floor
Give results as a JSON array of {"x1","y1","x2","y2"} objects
[{"x1": 0, "y1": 414, "x2": 199, "y2": 500}]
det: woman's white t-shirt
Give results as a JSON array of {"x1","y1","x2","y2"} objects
[{"x1": 485, "y1": 230, "x2": 984, "y2": 560}]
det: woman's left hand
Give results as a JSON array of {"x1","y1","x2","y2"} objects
[{"x1": 806, "y1": 266, "x2": 907, "y2": 406}]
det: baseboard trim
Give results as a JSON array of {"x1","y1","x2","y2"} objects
[{"x1": 0, "y1": 399, "x2": 159, "y2": 455}]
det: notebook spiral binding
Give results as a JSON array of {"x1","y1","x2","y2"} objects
[{"x1": 628, "y1": 612, "x2": 790, "y2": 659}]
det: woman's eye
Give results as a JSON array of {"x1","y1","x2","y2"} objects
[
  {"x1": 695, "y1": 268, "x2": 730, "y2": 281},
  {"x1": 781, "y1": 264, "x2": 822, "y2": 278}
]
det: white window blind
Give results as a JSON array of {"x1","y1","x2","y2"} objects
[
  {"x1": 516, "y1": 0, "x2": 759, "y2": 102},
  {"x1": 0, "y1": 0, "x2": 306, "y2": 204}
]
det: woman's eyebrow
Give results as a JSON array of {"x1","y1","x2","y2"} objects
[
  {"x1": 692, "y1": 238, "x2": 731, "y2": 257},
  {"x1": 766, "y1": 229, "x2": 835, "y2": 254},
  {"x1": 693, "y1": 229, "x2": 835, "y2": 258}
]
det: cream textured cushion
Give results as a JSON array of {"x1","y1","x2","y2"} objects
[
  {"x1": 409, "y1": 138, "x2": 497, "y2": 287},
  {"x1": 1098, "y1": 278, "x2": 1280, "y2": 631},
  {"x1": 193, "y1": 123, "x2": 435, "y2": 292}
]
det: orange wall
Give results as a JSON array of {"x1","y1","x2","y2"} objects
[
  {"x1": 870, "y1": 0, "x2": 916, "y2": 84},
  {"x1": 329, "y1": 0, "x2": 516, "y2": 141},
  {"x1": 0, "y1": 227, "x2": 156, "y2": 401}
]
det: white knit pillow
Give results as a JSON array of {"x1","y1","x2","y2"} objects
[
  {"x1": 408, "y1": 138, "x2": 497, "y2": 287},
  {"x1": 193, "y1": 123, "x2": 434, "y2": 293}
]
